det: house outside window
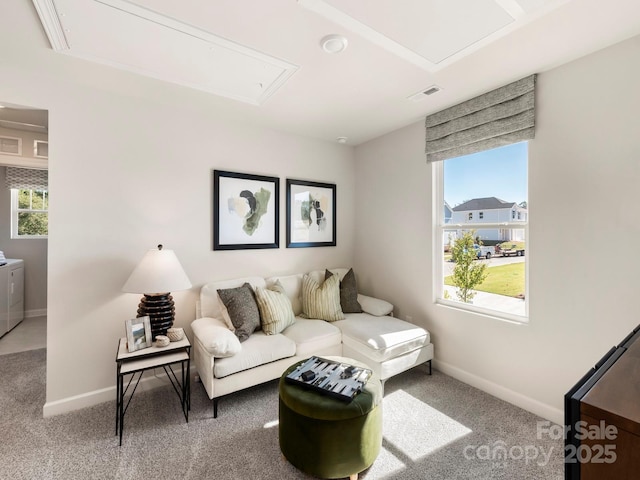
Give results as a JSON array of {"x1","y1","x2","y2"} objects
[
  {"x1": 11, "y1": 189, "x2": 48, "y2": 238},
  {"x1": 435, "y1": 142, "x2": 528, "y2": 321}
]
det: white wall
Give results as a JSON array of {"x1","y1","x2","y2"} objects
[
  {"x1": 4, "y1": 0, "x2": 639, "y2": 421},
  {"x1": 355, "y1": 34, "x2": 640, "y2": 424},
  {"x1": 1, "y1": 1, "x2": 355, "y2": 414}
]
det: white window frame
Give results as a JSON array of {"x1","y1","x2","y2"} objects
[
  {"x1": 433, "y1": 159, "x2": 529, "y2": 323},
  {"x1": 33, "y1": 140, "x2": 48, "y2": 158},
  {"x1": 10, "y1": 189, "x2": 48, "y2": 239},
  {"x1": 0, "y1": 135, "x2": 22, "y2": 156}
]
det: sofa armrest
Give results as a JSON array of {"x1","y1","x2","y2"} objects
[
  {"x1": 191, "y1": 317, "x2": 241, "y2": 358},
  {"x1": 357, "y1": 294, "x2": 393, "y2": 316}
]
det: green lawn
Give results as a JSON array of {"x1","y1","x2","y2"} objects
[{"x1": 445, "y1": 262, "x2": 525, "y2": 297}]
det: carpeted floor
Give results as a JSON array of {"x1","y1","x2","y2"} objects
[{"x1": 0, "y1": 349, "x2": 564, "y2": 479}]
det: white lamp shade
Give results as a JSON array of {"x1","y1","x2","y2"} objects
[{"x1": 122, "y1": 246, "x2": 192, "y2": 294}]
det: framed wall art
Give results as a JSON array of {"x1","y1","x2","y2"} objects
[
  {"x1": 286, "y1": 179, "x2": 336, "y2": 248},
  {"x1": 213, "y1": 170, "x2": 279, "y2": 250},
  {"x1": 125, "y1": 316, "x2": 152, "y2": 353}
]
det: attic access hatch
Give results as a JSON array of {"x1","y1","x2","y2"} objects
[
  {"x1": 299, "y1": 0, "x2": 562, "y2": 71},
  {"x1": 32, "y1": 0, "x2": 299, "y2": 106}
]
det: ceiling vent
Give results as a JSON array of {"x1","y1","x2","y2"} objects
[{"x1": 407, "y1": 85, "x2": 442, "y2": 102}]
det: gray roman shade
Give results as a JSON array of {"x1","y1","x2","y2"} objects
[
  {"x1": 5, "y1": 167, "x2": 48, "y2": 190},
  {"x1": 425, "y1": 74, "x2": 536, "y2": 162}
]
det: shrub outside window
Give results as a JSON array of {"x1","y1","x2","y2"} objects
[{"x1": 11, "y1": 189, "x2": 48, "y2": 238}]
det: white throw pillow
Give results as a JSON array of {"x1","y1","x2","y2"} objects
[
  {"x1": 358, "y1": 294, "x2": 394, "y2": 316},
  {"x1": 192, "y1": 318, "x2": 242, "y2": 358},
  {"x1": 217, "y1": 294, "x2": 235, "y2": 331}
]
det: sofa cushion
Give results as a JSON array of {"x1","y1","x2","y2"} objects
[
  {"x1": 333, "y1": 314, "x2": 429, "y2": 363},
  {"x1": 213, "y1": 331, "x2": 296, "y2": 378},
  {"x1": 255, "y1": 281, "x2": 296, "y2": 335},
  {"x1": 325, "y1": 268, "x2": 362, "y2": 313},
  {"x1": 281, "y1": 318, "x2": 342, "y2": 357},
  {"x1": 191, "y1": 317, "x2": 241, "y2": 358},
  {"x1": 301, "y1": 273, "x2": 344, "y2": 322},
  {"x1": 217, "y1": 283, "x2": 261, "y2": 342}
]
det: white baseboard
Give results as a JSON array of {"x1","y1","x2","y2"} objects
[
  {"x1": 42, "y1": 368, "x2": 192, "y2": 418},
  {"x1": 43, "y1": 360, "x2": 563, "y2": 423},
  {"x1": 433, "y1": 359, "x2": 563, "y2": 425},
  {"x1": 25, "y1": 308, "x2": 47, "y2": 318}
]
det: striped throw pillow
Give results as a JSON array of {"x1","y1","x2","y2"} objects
[
  {"x1": 301, "y1": 273, "x2": 344, "y2": 322},
  {"x1": 255, "y1": 281, "x2": 296, "y2": 335}
]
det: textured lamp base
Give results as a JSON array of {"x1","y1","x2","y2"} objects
[{"x1": 137, "y1": 293, "x2": 175, "y2": 339}]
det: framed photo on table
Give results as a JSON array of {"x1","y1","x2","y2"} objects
[
  {"x1": 125, "y1": 316, "x2": 152, "y2": 353},
  {"x1": 213, "y1": 170, "x2": 280, "y2": 250},
  {"x1": 286, "y1": 179, "x2": 336, "y2": 248}
]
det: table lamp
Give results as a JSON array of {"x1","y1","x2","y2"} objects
[{"x1": 122, "y1": 244, "x2": 192, "y2": 339}]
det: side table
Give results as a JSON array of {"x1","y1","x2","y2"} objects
[{"x1": 115, "y1": 336, "x2": 191, "y2": 446}]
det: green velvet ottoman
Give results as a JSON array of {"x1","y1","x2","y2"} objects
[{"x1": 279, "y1": 356, "x2": 382, "y2": 480}]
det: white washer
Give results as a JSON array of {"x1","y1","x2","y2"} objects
[{"x1": 0, "y1": 259, "x2": 24, "y2": 337}]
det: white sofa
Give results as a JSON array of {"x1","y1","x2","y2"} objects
[{"x1": 191, "y1": 268, "x2": 433, "y2": 417}]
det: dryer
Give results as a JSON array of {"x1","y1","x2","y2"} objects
[{"x1": 0, "y1": 259, "x2": 24, "y2": 337}]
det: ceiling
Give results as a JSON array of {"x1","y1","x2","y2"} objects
[
  {"x1": 0, "y1": 103, "x2": 48, "y2": 134},
  {"x1": 19, "y1": 0, "x2": 640, "y2": 144}
]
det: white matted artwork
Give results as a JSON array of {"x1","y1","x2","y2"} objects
[
  {"x1": 213, "y1": 170, "x2": 279, "y2": 250},
  {"x1": 286, "y1": 179, "x2": 336, "y2": 248}
]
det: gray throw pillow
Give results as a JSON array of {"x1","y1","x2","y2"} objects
[
  {"x1": 217, "y1": 283, "x2": 260, "y2": 342},
  {"x1": 325, "y1": 268, "x2": 363, "y2": 314}
]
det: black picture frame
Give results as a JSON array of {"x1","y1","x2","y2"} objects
[
  {"x1": 213, "y1": 170, "x2": 279, "y2": 250},
  {"x1": 286, "y1": 179, "x2": 336, "y2": 248}
]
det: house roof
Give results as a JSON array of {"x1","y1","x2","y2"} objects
[{"x1": 452, "y1": 197, "x2": 516, "y2": 211}]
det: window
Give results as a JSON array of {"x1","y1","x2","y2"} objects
[
  {"x1": 11, "y1": 189, "x2": 49, "y2": 238},
  {"x1": 435, "y1": 142, "x2": 528, "y2": 321},
  {"x1": 33, "y1": 140, "x2": 48, "y2": 158}
]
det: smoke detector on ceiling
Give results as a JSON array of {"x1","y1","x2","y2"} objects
[
  {"x1": 407, "y1": 85, "x2": 442, "y2": 102},
  {"x1": 320, "y1": 34, "x2": 349, "y2": 54}
]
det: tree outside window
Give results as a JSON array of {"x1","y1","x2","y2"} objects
[{"x1": 12, "y1": 189, "x2": 48, "y2": 237}]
